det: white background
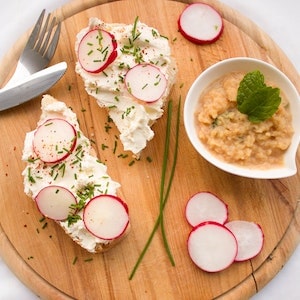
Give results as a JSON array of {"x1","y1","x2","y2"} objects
[{"x1": 0, "y1": 0, "x2": 299, "y2": 299}]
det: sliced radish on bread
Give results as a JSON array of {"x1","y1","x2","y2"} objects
[
  {"x1": 33, "y1": 118, "x2": 77, "y2": 163},
  {"x1": 35, "y1": 185, "x2": 77, "y2": 221},
  {"x1": 187, "y1": 221, "x2": 237, "y2": 272},
  {"x1": 178, "y1": 3, "x2": 223, "y2": 44},
  {"x1": 125, "y1": 63, "x2": 167, "y2": 103},
  {"x1": 83, "y1": 195, "x2": 129, "y2": 240},
  {"x1": 225, "y1": 220, "x2": 264, "y2": 261},
  {"x1": 185, "y1": 192, "x2": 228, "y2": 227},
  {"x1": 78, "y1": 28, "x2": 118, "y2": 73}
]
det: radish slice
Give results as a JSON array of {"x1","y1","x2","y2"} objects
[
  {"x1": 35, "y1": 186, "x2": 77, "y2": 221},
  {"x1": 185, "y1": 192, "x2": 228, "y2": 227},
  {"x1": 187, "y1": 221, "x2": 237, "y2": 272},
  {"x1": 225, "y1": 220, "x2": 264, "y2": 261},
  {"x1": 78, "y1": 28, "x2": 118, "y2": 73},
  {"x1": 33, "y1": 118, "x2": 77, "y2": 163},
  {"x1": 178, "y1": 3, "x2": 224, "y2": 44},
  {"x1": 83, "y1": 195, "x2": 129, "y2": 240},
  {"x1": 125, "y1": 64, "x2": 167, "y2": 103}
]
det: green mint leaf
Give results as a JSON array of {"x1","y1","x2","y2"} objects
[
  {"x1": 237, "y1": 70, "x2": 281, "y2": 123},
  {"x1": 237, "y1": 70, "x2": 266, "y2": 106},
  {"x1": 242, "y1": 87, "x2": 281, "y2": 123}
]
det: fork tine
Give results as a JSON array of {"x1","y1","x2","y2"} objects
[
  {"x1": 44, "y1": 22, "x2": 61, "y2": 61},
  {"x1": 34, "y1": 13, "x2": 51, "y2": 52},
  {"x1": 24, "y1": 9, "x2": 46, "y2": 50},
  {"x1": 39, "y1": 17, "x2": 56, "y2": 55}
]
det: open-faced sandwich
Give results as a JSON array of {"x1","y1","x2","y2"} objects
[
  {"x1": 22, "y1": 95, "x2": 130, "y2": 253},
  {"x1": 75, "y1": 17, "x2": 177, "y2": 158}
]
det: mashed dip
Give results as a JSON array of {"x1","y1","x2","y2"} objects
[{"x1": 196, "y1": 72, "x2": 293, "y2": 168}]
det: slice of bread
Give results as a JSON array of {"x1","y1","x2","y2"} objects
[
  {"x1": 75, "y1": 17, "x2": 177, "y2": 158},
  {"x1": 22, "y1": 95, "x2": 129, "y2": 253}
]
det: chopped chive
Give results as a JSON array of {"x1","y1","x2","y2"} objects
[
  {"x1": 72, "y1": 256, "x2": 78, "y2": 265},
  {"x1": 101, "y1": 144, "x2": 108, "y2": 150},
  {"x1": 113, "y1": 140, "x2": 117, "y2": 154},
  {"x1": 84, "y1": 258, "x2": 93, "y2": 262},
  {"x1": 28, "y1": 167, "x2": 36, "y2": 183},
  {"x1": 129, "y1": 160, "x2": 135, "y2": 166},
  {"x1": 101, "y1": 46, "x2": 108, "y2": 54}
]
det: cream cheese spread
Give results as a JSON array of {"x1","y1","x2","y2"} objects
[
  {"x1": 22, "y1": 95, "x2": 122, "y2": 253},
  {"x1": 75, "y1": 17, "x2": 177, "y2": 157}
]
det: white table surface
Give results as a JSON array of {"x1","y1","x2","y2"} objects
[{"x1": 0, "y1": 0, "x2": 299, "y2": 299}]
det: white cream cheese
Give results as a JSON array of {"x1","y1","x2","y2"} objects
[
  {"x1": 22, "y1": 95, "x2": 121, "y2": 253},
  {"x1": 75, "y1": 17, "x2": 177, "y2": 157}
]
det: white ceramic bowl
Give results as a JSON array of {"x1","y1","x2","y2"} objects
[{"x1": 184, "y1": 57, "x2": 300, "y2": 179}]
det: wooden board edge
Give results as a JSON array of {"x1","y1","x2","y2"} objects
[
  {"x1": 1, "y1": 200, "x2": 299, "y2": 299},
  {"x1": 0, "y1": 0, "x2": 300, "y2": 299},
  {"x1": 216, "y1": 200, "x2": 300, "y2": 299},
  {"x1": 175, "y1": 0, "x2": 300, "y2": 90},
  {"x1": 1, "y1": 0, "x2": 299, "y2": 87},
  {"x1": 0, "y1": 0, "x2": 116, "y2": 85},
  {"x1": 0, "y1": 224, "x2": 72, "y2": 300}
]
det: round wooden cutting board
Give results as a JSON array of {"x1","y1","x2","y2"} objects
[{"x1": 0, "y1": 0, "x2": 300, "y2": 299}]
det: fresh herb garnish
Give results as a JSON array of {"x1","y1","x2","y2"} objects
[
  {"x1": 129, "y1": 97, "x2": 181, "y2": 280},
  {"x1": 72, "y1": 256, "x2": 78, "y2": 265},
  {"x1": 66, "y1": 185, "x2": 96, "y2": 226},
  {"x1": 237, "y1": 70, "x2": 281, "y2": 123}
]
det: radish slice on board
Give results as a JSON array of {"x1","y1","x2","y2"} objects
[
  {"x1": 178, "y1": 3, "x2": 224, "y2": 44},
  {"x1": 33, "y1": 118, "x2": 77, "y2": 163},
  {"x1": 83, "y1": 195, "x2": 129, "y2": 240},
  {"x1": 225, "y1": 220, "x2": 264, "y2": 261},
  {"x1": 125, "y1": 64, "x2": 167, "y2": 103},
  {"x1": 35, "y1": 186, "x2": 77, "y2": 221},
  {"x1": 185, "y1": 192, "x2": 228, "y2": 227},
  {"x1": 78, "y1": 28, "x2": 118, "y2": 73},
  {"x1": 187, "y1": 221, "x2": 237, "y2": 272}
]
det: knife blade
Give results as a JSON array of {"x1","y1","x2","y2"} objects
[{"x1": 0, "y1": 61, "x2": 67, "y2": 111}]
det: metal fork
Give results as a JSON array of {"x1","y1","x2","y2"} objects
[{"x1": 4, "y1": 9, "x2": 61, "y2": 88}]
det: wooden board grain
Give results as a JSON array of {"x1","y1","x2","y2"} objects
[{"x1": 0, "y1": 0, "x2": 300, "y2": 299}]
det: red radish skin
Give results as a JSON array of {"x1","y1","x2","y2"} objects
[
  {"x1": 178, "y1": 3, "x2": 224, "y2": 44},
  {"x1": 187, "y1": 221, "x2": 237, "y2": 272},
  {"x1": 33, "y1": 118, "x2": 77, "y2": 163},
  {"x1": 35, "y1": 185, "x2": 77, "y2": 221},
  {"x1": 125, "y1": 63, "x2": 167, "y2": 103},
  {"x1": 185, "y1": 191, "x2": 228, "y2": 227},
  {"x1": 225, "y1": 220, "x2": 264, "y2": 261},
  {"x1": 83, "y1": 195, "x2": 129, "y2": 240},
  {"x1": 78, "y1": 28, "x2": 118, "y2": 73}
]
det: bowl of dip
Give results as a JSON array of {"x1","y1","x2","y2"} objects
[{"x1": 184, "y1": 57, "x2": 300, "y2": 179}]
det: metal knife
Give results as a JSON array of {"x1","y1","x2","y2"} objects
[{"x1": 0, "y1": 61, "x2": 67, "y2": 111}]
